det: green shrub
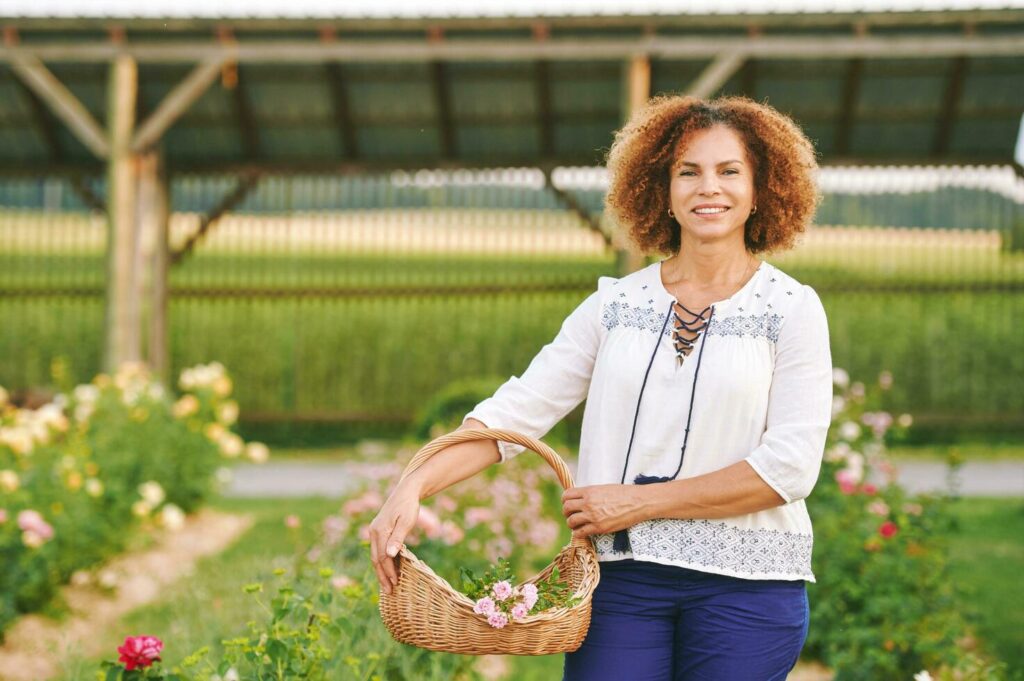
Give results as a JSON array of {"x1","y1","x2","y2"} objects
[{"x1": 0, "y1": 361, "x2": 266, "y2": 638}]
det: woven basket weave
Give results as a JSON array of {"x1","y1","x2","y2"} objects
[{"x1": 378, "y1": 428, "x2": 600, "y2": 656}]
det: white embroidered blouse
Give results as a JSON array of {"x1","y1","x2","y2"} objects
[{"x1": 465, "y1": 260, "x2": 833, "y2": 582}]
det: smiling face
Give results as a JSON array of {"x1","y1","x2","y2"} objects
[{"x1": 668, "y1": 124, "x2": 757, "y2": 250}]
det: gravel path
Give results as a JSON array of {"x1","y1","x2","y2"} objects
[{"x1": 225, "y1": 459, "x2": 1024, "y2": 498}]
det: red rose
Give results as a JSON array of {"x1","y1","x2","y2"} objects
[
  {"x1": 861, "y1": 483, "x2": 878, "y2": 495},
  {"x1": 879, "y1": 521, "x2": 898, "y2": 539},
  {"x1": 117, "y1": 635, "x2": 163, "y2": 671}
]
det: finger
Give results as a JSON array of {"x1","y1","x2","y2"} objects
[
  {"x1": 572, "y1": 524, "x2": 597, "y2": 539},
  {"x1": 368, "y1": 527, "x2": 392, "y2": 594},
  {"x1": 382, "y1": 516, "x2": 414, "y2": 586},
  {"x1": 561, "y1": 488, "x2": 582, "y2": 502},
  {"x1": 566, "y1": 512, "x2": 587, "y2": 530},
  {"x1": 561, "y1": 499, "x2": 584, "y2": 518}
]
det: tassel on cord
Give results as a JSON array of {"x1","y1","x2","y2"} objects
[{"x1": 613, "y1": 305, "x2": 716, "y2": 554}]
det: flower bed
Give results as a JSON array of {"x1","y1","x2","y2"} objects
[{"x1": 0, "y1": 361, "x2": 266, "y2": 638}]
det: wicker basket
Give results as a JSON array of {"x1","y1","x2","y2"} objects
[{"x1": 378, "y1": 428, "x2": 600, "y2": 656}]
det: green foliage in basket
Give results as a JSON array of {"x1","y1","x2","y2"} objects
[
  {"x1": 805, "y1": 370, "x2": 1008, "y2": 681},
  {"x1": 0, "y1": 360, "x2": 266, "y2": 639}
]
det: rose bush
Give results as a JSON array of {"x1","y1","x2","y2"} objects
[
  {"x1": 805, "y1": 369, "x2": 1008, "y2": 680},
  {"x1": 0, "y1": 360, "x2": 267, "y2": 637}
]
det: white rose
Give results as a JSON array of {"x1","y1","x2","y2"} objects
[
  {"x1": 85, "y1": 478, "x2": 104, "y2": 497},
  {"x1": 831, "y1": 395, "x2": 846, "y2": 417},
  {"x1": 217, "y1": 400, "x2": 239, "y2": 425},
  {"x1": 245, "y1": 441, "x2": 270, "y2": 463},
  {"x1": 159, "y1": 503, "x2": 186, "y2": 531},
  {"x1": 0, "y1": 469, "x2": 20, "y2": 492},
  {"x1": 218, "y1": 432, "x2": 244, "y2": 458},
  {"x1": 138, "y1": 481, "x2": 166, "y2": 506},
  {"x1": 839, "y1": 421, "x2": 861, "y2": 441}
]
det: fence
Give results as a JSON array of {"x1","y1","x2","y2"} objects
[{"x1": 1, "y1": 166, "x2": 1022, "y2": 443}]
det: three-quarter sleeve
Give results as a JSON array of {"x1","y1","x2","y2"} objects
[
  {"x1": 745, "y1": 284, "x2": 833, "y2": 503},
  {"x1": 463, "y1": 282, "x2": 605, "y2": 461}
]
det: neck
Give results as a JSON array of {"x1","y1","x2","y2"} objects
[{"x1": 663, "y1": 241, "x2": 756, "y2": 287}]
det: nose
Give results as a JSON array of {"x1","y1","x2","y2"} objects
[{"x1": 698, "y1": 174, "x2": 721, "y2": 196}]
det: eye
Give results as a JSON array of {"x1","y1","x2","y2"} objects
[
  {"x1": 678, "y1": 170, "x2": 697, "y2": 177},
  {"x1": 723, "y1": 168, "x2": 739, "y2": 175}
]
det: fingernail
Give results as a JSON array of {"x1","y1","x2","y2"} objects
[{"x1": 386, "y1": 545, "x2": 397, "y2": 557}]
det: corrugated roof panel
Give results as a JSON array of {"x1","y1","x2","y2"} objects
[
  {"x1": 246, "y1": 81, "x2": 334, "y2": 123},
  {"x1": 0, "y1": 127, "x2": 47, "y2": 160},
  {"x1": 851, "y1": 120, "x2": 936, "y2": 155},
  {"x1": 48, "y1": 64, "x2": 106, "y2": 122},
  {"x1": 0, "y1": 80, "x2": 31, "y2": 122},
  {"x1": 5, "y1": 0, "x2": 1024, "y2": 18},
  {"x1": 259, "y1": 126, "x2": 342, "y2": 159},
  {"x1": 457, "y1": 124, "x2": 539, "y2": 159},
  {"x1": 553, "y1": 121, "x2": 614, "y2": 160},
  {"x1": 800, "y1": 121, "x2": 838, "y2": 155},
  {"x1": 357, "y1": 126, "x2": 440, "y2": 159},
  {"x1": 163, "y1": 125, "x2": 244, "y2": 161},
  {"x1": 450, "y1": 79, "x2": 537, "y2": 118},
  {"x1": 857, "y1": 73, "x2": 947, "y2": 118},
  {"x1": 348, "y1": 81, "x2": 436, "y2": 121},
  {"x1": 960, "y1": 58, "x2": 1024, "y2": 110},
  {"x1": 651, "y1": 60, "x2": 713, "y2": 96},
  {"x1": 550, "y1": 73, "x2": 620, "y2": 117},
  {"x1": 949, "y1": 118, "x2": 1021, "y2": 155}
]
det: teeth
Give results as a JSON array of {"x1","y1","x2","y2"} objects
[{"x1": 694, "y1": 207, "x2": 728, "y2": 214}]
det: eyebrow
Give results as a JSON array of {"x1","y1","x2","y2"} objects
[{"x1": 678, "y1": 159, "x2": 745, "y2": 167}]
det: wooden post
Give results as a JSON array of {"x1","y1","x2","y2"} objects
[
  {"x1": 103, "y1": 53, "x2": 139, "y2": 373},
  {"x1": 136, "y1": 150, "x2": 170, "y2": 382},
  {"x1": 616, "y1": 54, "x2": 650, "y2": 276}
]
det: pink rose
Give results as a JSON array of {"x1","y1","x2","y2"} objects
[
  {"x1": 117, "y1": 635, "x2": 163, "y2": 671},
  {"x1": 511, "y1": 603, "x2": 529, "y2": 621},
  {"x1": 861, "y1": 483, "x2": 878, "y2": 496},
  {"x1": 492, "y1": 580, "x2": 513, "y2": 601},
  {"x1": 487, "y1": 612, "x2": 509, "y2": 629},
  {"x1": 331, "y1": 575, "x2": 355, "y2": 589},
  {"x1": 416, "y1": 507, "x2": 443, "y2": 539},
  {"x1": 284, "y1": 515, "x2": 300, "y2": 529},
  {"x1": 464, "y1": 507, "x2": 493, "y2": 528},
  {"x1": 473, "y1": 597, "x2": 496, "y2": 616},
  {"x1": 441, "y1": 521, "x2": 465, "y2": 546},
  {"x1": 17, "y1": 510, "x2": 54, "y2": 541},
  {"x1": 834, "y1": 469, "x2": 858, "y2": 495},
  {"x1": 521, "y1": 583, "x2": 539, "y2": 609},
  {"x1": 867, "y1": 501, "x2": 890, "y2": 517},
  {"x1": 879, "y1": 521, "x2": 899, "y2": 539}
]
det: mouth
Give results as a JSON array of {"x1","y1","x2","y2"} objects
[{"x1": 692, "y1": 207, "x2": 730, "y2": 216}]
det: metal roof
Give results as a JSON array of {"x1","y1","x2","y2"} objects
[
  {"x1": 4, "y1": 0, "x2": 1024, "y2": 19},
  {"x1": 0, "y1": 7, "x2": 1022, "y2": 173}
]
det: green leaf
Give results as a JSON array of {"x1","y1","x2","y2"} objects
[
  {"x1": 104, "y1": 666, "x2": 122, "y2": 681},
  {"x1": 266, "y1": 638, "x2": 288, "y2": 663}
]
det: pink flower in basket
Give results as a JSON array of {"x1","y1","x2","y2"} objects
[
  {"x1": 511, "y1": 603, "x2": 530, "y2": 621},
  {"x1": 473, "y1": 597, "x2": 496, "y2": 616},
  {"x1": 521, "y1": 583, "x2": 539, "y2": 610},
  {"x1": 487, "y1": 612, "x2": 509, "y2": 629},
  {"x1": 492, "y1": 580, "x2": 513, "y2": 601}
]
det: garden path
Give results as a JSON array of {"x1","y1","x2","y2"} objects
[
  {"x1": 225, "y1": 459, "x2": 1024, "y2": 498},
  {"x1": 0, "y1": 510, "x2": 253, "y2": 681}
]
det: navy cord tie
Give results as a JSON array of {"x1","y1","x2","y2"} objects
[{"x1": 612, "y1": 302, "x2": 716, "y2": 554}]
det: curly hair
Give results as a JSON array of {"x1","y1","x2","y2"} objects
[{"x1": 604, "y1": 95, "x2": 820, "y2": 255}]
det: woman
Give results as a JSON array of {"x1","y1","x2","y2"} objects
[{"x1": 369, "y1": 95, "x2": 832, "y2": 681}]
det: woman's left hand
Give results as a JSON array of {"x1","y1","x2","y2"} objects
[{"x1": 562, "y1": 484, "x2": 648, "y2": 538}]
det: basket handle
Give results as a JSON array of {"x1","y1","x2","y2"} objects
[
  {"x1": 399, "y1": 428, "x2": 575, "y2": 490},
  {"x1": 398, "y1": 428, "x2": 592, "y2": 553}
]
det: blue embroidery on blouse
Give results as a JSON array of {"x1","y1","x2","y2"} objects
[
  {"x1": 707, "y1": 312, "x2": 783, "y2": 343},
  {"x1": 604, "y1": 301, "x2": 783, "y2": 343},
  {"x1": 602, "y1": 301, "x2": 670, "y2": 336},
  {"x1": 593, "y1": 519, "x2": 814, "y2": 578}
]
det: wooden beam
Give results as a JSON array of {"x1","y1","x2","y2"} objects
[
  {"x1": 685, "y1": 51, "x2": 747, "y2": 99},
  {"x1": 103, "y1": 53, "x2": 140, "y2": 372},
  {"x1": 10, "y1": 74, "x2": 63, "y2": 161},
  {"x1": 1, "y1": 33, "x2": 1022, "y2": 64},
  {"x1": 324, "y1": 62, "x2": 358, "y2": 159},
  {"x1": 933, "y1": 56, "x2": 968, "y2": 157},
  {"x1": 835, "y1": 58, "x2": 864, "y2": 156},
  {"x1": 618, "y1": 54, "x2": 651, "y2": 275},
  {"x1": 233, "y1": 64, "x2": 261, "y2": 160},
  {"x1": 135, "y1": 151, "x2": 170, "y2": 380},
  {"x1": 431, "y1": 61, "x2": 455, "y2": 158},
  {"x1": 132, "y1": 57, "x2": 227, "y2": 152},
  {"x1": 171, "y1": 173, "x2": 261, "y2": 265},
  {"x1": 7, "y1": 50, "x2": 109, "y2": 158}
]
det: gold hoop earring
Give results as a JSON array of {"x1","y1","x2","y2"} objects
[
  {"x1": 668, "y1": 208, "x2": 675, "y2": 218},
  {"x1": 750, "y1": 205, "x2": 757, "y2": 215}
]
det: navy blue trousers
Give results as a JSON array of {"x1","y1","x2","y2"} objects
[{"x1": 563, "y1": 559, "x2": 809, "y2": 681}]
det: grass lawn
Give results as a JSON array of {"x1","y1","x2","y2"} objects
[
  {"x1": 946, "y1": 497, "x2": 1024, "y2": 677},
  {"x1": 48, "y1": 495, "x2": 1023, "y2": 680}
]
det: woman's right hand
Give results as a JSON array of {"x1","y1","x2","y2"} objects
[{"x1": 368, "y1": 483, "x2": 421, "y2": 595}]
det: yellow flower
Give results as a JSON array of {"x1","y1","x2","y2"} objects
[
  {"x1": 216, "y1": 400, "x2": 239, "y2": 426},
  {"x1": 66, "y1": 471, "x2": 83, "y2": 491},
  {"x1": 172, "y1": 394, "x2": 200, "y2": 419},
  {"x1": 0, "y1": 469, "x2": 19, "y2": 493},
  {"x1": 245, "y1": 442, "x2": 270, "y2": 463},
  {"x1": 132, "y1": 500, "x2": 152, "y2": 517},
  {"x1": 85, "y1": 478, "x2": 104, "y2": 497},
  {"x1": 204, "y1": 423, "x2": 226, "y2": 442},
  {"x1": 212, "y1": 375, "x2": 233, "y2": 398},
  {"x1": 218, "y1": 433, "x2": 244, "y2": 458}
]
